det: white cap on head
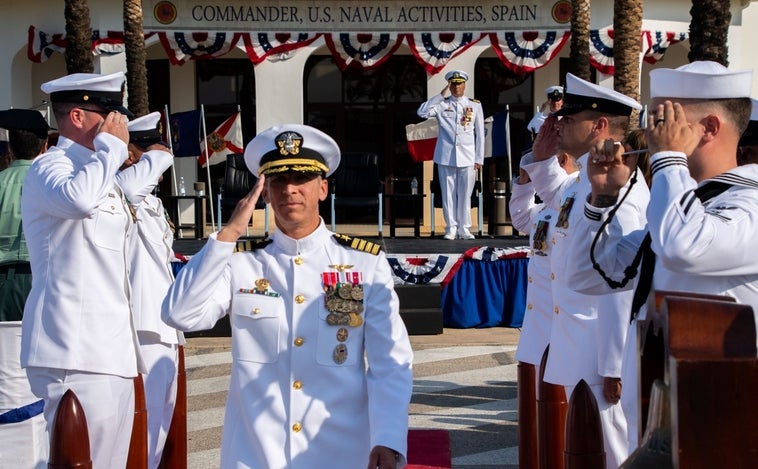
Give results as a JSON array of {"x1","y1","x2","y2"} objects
[
  {"x1": 127, "y1": 112, "x2": 164, "y2": 147},
  {"x1": 244, "y1": 124, "x2": 340, "y2": 177},
  {"x1": 554, "y1": 73, "x2": 642, "y2": 117},
  {"x1": 545, "y1": 85, "x2": 564, "y2": 99},
  {"x1": 650, "y1": 61, "x2": 753, "y2": 99},
  {"x1": 41, "y1": 72, "x2": 132, "y2": 118},
  {"x1": 444, "y1": 70, "x2": 469, "y2": 83}
]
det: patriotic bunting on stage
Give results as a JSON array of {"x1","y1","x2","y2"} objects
[
  {"x1": 324, "y1": 33, "x2": 403, "y2": 70},
  {"x1": 386, "y1": 254, "x2": 458, "y2": 285},
  {"x1": 407, "y1": 32, "x2": 486, "y2": 75},
  {"x1": 589, "y1": 28, "x2": 615, "y2": 75},
  {"x1": 488, "y1": 30, "x2": 570, "y2": 74},
  {"x1": 464, "y1": 246, "x2": 529, "y2": 261},
  {"x1": 158, "y1": 31, "x2": 243, "y2": 65},
  {"x1": 27, "y1": 26, "x2": 66, "y2": 63},
  {"x1": 241, "y1": 32, "x2": 320, "y2": 63},
  {"x1": 643, "y1": 31, "x2": 688, "y2": 64}
]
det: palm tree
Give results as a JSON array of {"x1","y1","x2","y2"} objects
[
  {"x1": 688, "y1": 0, "x2": 731, "y2": 65},
  {"x1": 124, "y1": 0, "x2": 149, "y2": 117},
  {"x1": 568, "y1": 0, "x2": 592, "y2": 81},
  {"x1": 613, "y1": 0, "x2": 643, "y2": 128},
  {"x1": 64, "y1": 0, "x2": 93, "y2": 73}
]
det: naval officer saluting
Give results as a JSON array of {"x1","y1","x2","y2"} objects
[
  {"x1": 162, "y1": 124, "x2": 414, "y2": 469},
  {"x1": 417, "y1": 70, "x2": 485, "y2": 240}
]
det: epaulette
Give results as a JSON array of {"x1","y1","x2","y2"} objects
[
  {"x1": 471, "y1": 98, "x2": 480, "y2": 103},
  {"x1": 234, "y1": 238, "x2": 272, "y2": 252},
  {"x1": 332, "y1": 234, "x2": 382, "y2": 255}
]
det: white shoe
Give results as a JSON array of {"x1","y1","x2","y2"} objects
[
  {"x1": 460, "y1": 231, "x2": 475, "y2": 240},
  {"x1": 443, "y1": 232, "x2": 456, "y2": 240}
]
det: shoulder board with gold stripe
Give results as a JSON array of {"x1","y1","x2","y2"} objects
[
  {"x1": 471, "y1": 98, "x2": 480, "y2": 103},
  {"x1": 332, "y1": 234, "x2": 382, "y2": 255},
  {"x1": 234, "y1": 238, "x2": 272, "y2": 252}
]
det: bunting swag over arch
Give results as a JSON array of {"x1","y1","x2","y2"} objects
[{"x1": 27, "y1": 25, "x2": 687, "y2": 75}]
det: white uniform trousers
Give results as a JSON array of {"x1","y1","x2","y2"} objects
[
  {"x1": 564, "y1": 382, "x2": 628, "y2": 469},
  {"x1": 620, "y1": 321, "x2": 639, "y2": 454},
  {"x1": 438, "y1": 164, "x2": 475, "y2": 235},
  {"x1": 0, "y1": 323, "x2": 47, "y2": 469},
  {"x1": 138, "y1": 333, "x2": 179, "y2": 469},
  {"x1": 26, "y1": 367, "x2": 134, "y2": 469}
]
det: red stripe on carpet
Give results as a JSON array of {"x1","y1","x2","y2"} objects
[{"x1": 406, "y1": 429, "x2": 451, "y2": 469}]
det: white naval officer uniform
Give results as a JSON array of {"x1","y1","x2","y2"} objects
[
  {"x1": 162, "y1": 222, "x2": 414, "y2": 469},
  {"x1": 117, "y1": 147, "x2": 184, "y2": 469},
  {"x1": 20, "y1": 132, "x2": 163, "y2": 469},
  {"x1": 568, "y1": 158, "x2": 758, "y2": 450},
  {"x1": 522, "y1": 153, "x2": 649, "y2": 467},
  {"x1": 509, "y1": 175, "x2": 569, "y2": 374},
  {"x1": 417, "y1": 92, "x2": 484, "y2": 237}
]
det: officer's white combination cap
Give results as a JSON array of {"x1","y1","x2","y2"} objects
[
  {"x1": 245, "y1": 124, "x2": 341, "y2": 177},
  {"x1": 128, "y1": 111, "x2": 164, "y2": 147},
  {"x1": 554, "y1": 73, "x2": 641, "y2": 117},
  {"x1": 650, "y1": 61, "x2": 753, "y2": 99},
  {"x1": 545, "y1": 85, "x2": 563, "y2": 95},
  {"x1": 41, "y1": 72, "x2": 132, "y2": 117},
  {"x1": 445, "y1": 70, "x2": 469, "y2": 83}
]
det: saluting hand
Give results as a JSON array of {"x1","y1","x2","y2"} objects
[
  {"x1": 440, "y1": 84, "x2": 449, "y2": 97},
  {"x1": 531, "y1": 114, "x2": 560, "y2": 162},
  {"x1": 646, "y1": 101, "x2": 701, "y2": 157},
  {"x1": 99, "y1": 111, "x2": 129, "y2": 145},
  {"x1": 217, "y1": 174, "x2": 265, "y2": 242}
]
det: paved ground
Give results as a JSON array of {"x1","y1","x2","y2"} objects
[{"x1": 184, "y1": 326, "x2": 522, "y2": 469}]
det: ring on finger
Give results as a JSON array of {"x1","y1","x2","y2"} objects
[{"x1": 655, "y1": 118, "x2": 665, "y2": 126}]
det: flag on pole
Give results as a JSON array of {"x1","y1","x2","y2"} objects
[
  {"x1": 199, "y1": 112, "x2": 244, "y2": 167},
  {"x1": 405, "y1": 118, "x2": 438, "y2": 162},
  {"x1": 486, "y1": 111, "x2": 510, "y2": 158},
  {"x1": 169, "y1": 110, "x2": 201, "y2": 157}
]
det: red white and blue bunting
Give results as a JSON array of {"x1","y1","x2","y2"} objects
[
  {"x1": 158, "y1": 31, "x2": 243, "y2": 65},
  {"x1": 643, "y1": 31, "x2": 688, "y2": 64},
  {"x1": 241, "y1": 32, "x2": 320, "y2": 64},
  {"x1": 406, "y1": 32, "x2": 486, "y2": 75},
  {"x1": 324, "y1": 33, "x2": 403, "y2": 70},
  {"x1": 26, "y1": 26, "x2": 688, "y2": 76},
  {"x1": 387, "y1": 254, "x2": 459, "y2": 285},
  {"x1": 488, "y1": 30, "x2": 570, "y2": 74}
]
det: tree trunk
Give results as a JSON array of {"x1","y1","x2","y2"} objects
[
  {"x1": 124, "y1": 0, "x2": 150, "y2": 117},
  {"x1": 689, "y1": 0, "x2": 731, "y2": 65},
  {"x1": 569, "y1": 0, "x2": 591, "y2": 81},
  {"x1": 613, "y1": 0, "x2": 643, "y2": 129},
  {"x1": 64, "y1": 0, "x2": 93, "y2": 73}
]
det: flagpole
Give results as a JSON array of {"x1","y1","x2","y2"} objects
[
  {"x1": 200, "y1": 105, "x2": 217, "y2": 233},
  {"x1": 163, "y1": 105, "x2": 179, "y2": 196}
]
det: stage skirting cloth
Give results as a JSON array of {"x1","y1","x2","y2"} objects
[{"x1": 441, "y1": 247, "x2": 529, "y2": 328}]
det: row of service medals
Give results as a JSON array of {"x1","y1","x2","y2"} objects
[
  {"x1": 322, "y1": 269, "x2": 364, "y2": 365},
  {"x1": 461, "y1": 107, "x2": 473, "y2": 128}
]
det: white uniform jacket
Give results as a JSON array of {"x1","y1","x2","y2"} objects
[
  {"x1": 568, "y1": 153, "x2": 758, "y2": 344},
  {"x1": 510, "y1": 178, "x2": 562, "y2": 366},
  {"x1": 20, "y1": 134, "x2": 154, "y2": 377},
  {"x1": 522, "y1": 154, "x2": 648, "y2": 383},
  {"x1": 162, "y1": 222, "x2": 414, "y2": 469},
  {"x1": 117, "y1": 151, "x2": 184, "y2": 345},
  {"x1": 417, "y1": 94, "x2": 485, "y2": 167}
]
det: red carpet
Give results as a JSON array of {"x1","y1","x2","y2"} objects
[{"x1": 406, "y1": 429, "x2": 452, "y2": 469}]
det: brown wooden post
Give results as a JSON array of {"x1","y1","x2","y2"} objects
[
  {"x1": 127, "y1": 375, "x2": 148, "y2": 469},
  {"x1": 537, "y1": 345, "x2": 566, "y2": 469},
  {"x1": 48, "y1": 389, "x2": 92, "y2": 469},
  {"x1": 159, "y1": 345, "x2": 187, "y2": 469},
  {"x1": 564, "y1": 379, "x2": 605, "y2": 468},
  {"x1": 517, "y1": 361, "x2": 538, "y2": 469}
]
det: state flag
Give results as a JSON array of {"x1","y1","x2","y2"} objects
[
  {"x1": 199, "y1": 112, "x2": 243, "y2": 167},
  {"x1": 169, "y1": 110, "x2": 201, "y2": 157}
]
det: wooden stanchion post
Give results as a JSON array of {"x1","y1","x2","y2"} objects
[
  {"x1": 159, "y1": 345, "x2": 187, "y2": 469},
  {"x1": 48, "y1": 389, "x2": 92, "y2": 469},
  {"x1": 517, "y1": 361, "x2": 538, "y2": 469},
  {"x1": 564, "y1": 379, "x2": 605, "y2": 468},
  {"x1": 127, "y1": 375, "x2": 148, "y2": 469},
  {"x1": 537, "y1": 345, "x2": 566, "y2": 469}
]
